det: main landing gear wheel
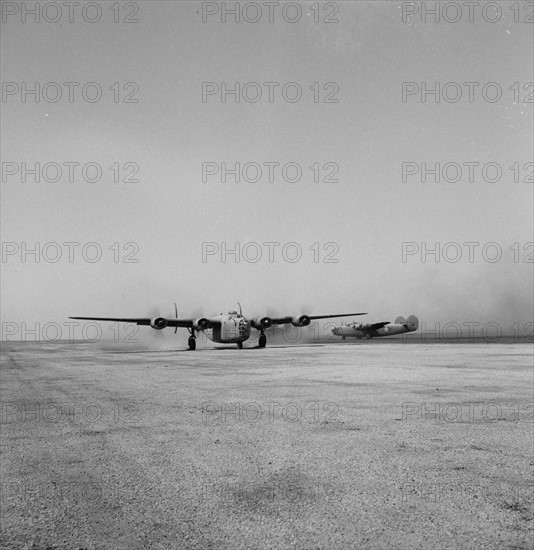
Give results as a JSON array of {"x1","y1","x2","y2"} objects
[
  {"x1": 259, "y1": 334, "x2": 267, "y2": 348},
  {"x1": 188, "y1": 336, "x2": 196, "y2": 350},
  {"x1": 237, "y1": 342, "x2": 243, "y2": 349}
]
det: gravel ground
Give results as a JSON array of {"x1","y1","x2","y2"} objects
[{"x1": 1, "y1": 341, "x2": 532, "y2": 549}]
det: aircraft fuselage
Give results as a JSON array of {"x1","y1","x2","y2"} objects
[
  {"x1": 333, "y1": 323, "x2": 405, "y2": 338},
  {"x1": 204, "y1": 313, "x2": 251, "y2": 343}
]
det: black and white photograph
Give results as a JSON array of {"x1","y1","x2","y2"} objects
[{"x1": 1, "y1": 1, "x2": 533, "y2": 548}]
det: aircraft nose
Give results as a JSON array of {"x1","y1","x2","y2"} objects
[{"x1": 331, "y1": 325, "x2": 339, "y2": 334}]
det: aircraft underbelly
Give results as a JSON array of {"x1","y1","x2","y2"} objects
[
  {"x1": 337, "y1": 327, "x2": 364, "y2": 337},
  {"x1": 337, "y1": 325, "x2": 408, "y2": 338}
]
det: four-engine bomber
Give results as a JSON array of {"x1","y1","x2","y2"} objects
[
  {"x1": 71, "y1": 303, "x2": 366, "y2": 350},
  {"x1": 331, "y1": 316, "x2": 419, "y2": 340}
]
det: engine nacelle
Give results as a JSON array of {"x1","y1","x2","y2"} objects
[
  {"x1": 150, "y1": 317, "x2": 168, "y2": 330},
  {"x1": 192, "y1": 317, "x2": 209, "y2": 330},
  {"x1": 251, "y1": 317, "x2": 272, "y2": 329},
  {"x1": 395, "y1": 316, "x2": 406, "y2": 325},
  {"x1": 291, "y1": 315, "x2": 311, "y2": 327}
]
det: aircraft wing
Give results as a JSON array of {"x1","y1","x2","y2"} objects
[
  {"x1": 362, "y1": 321, "x2": 390, "y2": 331},
  {"x1": 68, "y1": 316, "x2": 218, "y2": 328},
  {"x1": 267, "y1": 312, "x2": 367, "y2": 325}
]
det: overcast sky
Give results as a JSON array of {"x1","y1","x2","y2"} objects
[{"x1": 1, "y1": 1, "x2": 533, "y2": 341}]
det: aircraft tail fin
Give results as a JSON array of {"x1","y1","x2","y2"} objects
[
  {"x1": 406, "y1": 315, "x2": 418, "y2": 331},
  {"x1": 395, "y1": 315, "x2": 418, "y2": 331}
]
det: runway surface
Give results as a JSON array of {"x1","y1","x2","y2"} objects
[{"x1": 1, "y1": 341, "x2": 533, "y2": 549}]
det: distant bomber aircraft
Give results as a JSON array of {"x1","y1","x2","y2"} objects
[
  {"x1": 70, "y1": 303, "x2": 366, "y2": 350},
  {"x1": 331, "y1": 316, "x2": 419, "y2": 340}
]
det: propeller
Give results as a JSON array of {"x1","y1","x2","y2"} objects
[
  {"x1": 237, "y1": 302, "x2": 242, "y2": 316},
  {"x1": 174, "y1": 302, "x2": 178, "y2": 334}
]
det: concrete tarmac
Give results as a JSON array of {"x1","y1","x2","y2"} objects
[{"x1": 1, "y1": 341, "x2": 533, "y2": 549}]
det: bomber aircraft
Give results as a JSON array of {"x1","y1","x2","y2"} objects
[
  {"x1": 331, "y1": 315, "x2": 419, "y2": 340},
  {"x1": 70, "y1": 303, "x2": 367, "y2": 350}
]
